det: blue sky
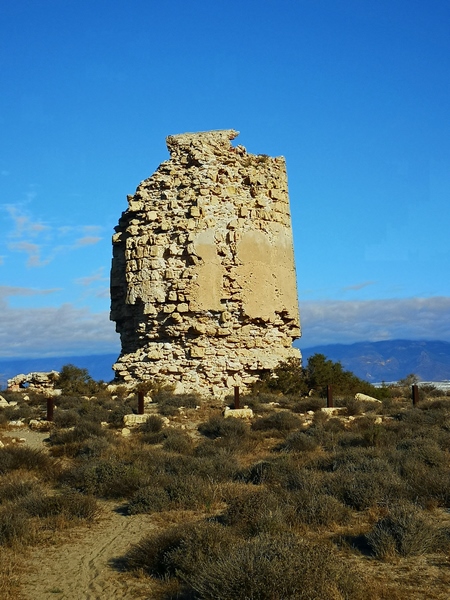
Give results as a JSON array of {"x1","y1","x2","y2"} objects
[{"x1": 1, "y1": 0, "x2": 450, "y2": 357}]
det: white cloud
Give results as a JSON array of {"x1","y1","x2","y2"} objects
[
  {"x1": 75, "y1": 267, "x2": 107, "y2": 287},
  {"x1": 3, "y1": 206, "x2": 105, "y2": 267},
  {"x1": 74, "y1": 236, "x2": 102, "y2": 247},
  {"x1": 8, "y1": 241, "x2": 50, "y2": 267},
  {"x1": 0, "y1": 301, "x2": 119, "y2": 358},
  {"x1": 300, "y1": 297, "x2": 450, "y2": 347},
  {"x1": 6, "y1": 206, "x2": 48, "y2": 238}
]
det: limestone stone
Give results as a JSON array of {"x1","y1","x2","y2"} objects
[
  {"x1": 7, "y1": 371, "x2": 60, "y2": 394},
  {"x1": 110, "y1": 130, "x2": 301, "y2": 397},
  {"x1": 223, "y1": 406, "x2": 254, "y2": 419},
  {"x1": 123, "y1": 414, "x2": 152, "y2": 426}
]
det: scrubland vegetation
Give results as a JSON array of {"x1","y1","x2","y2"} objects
[{"x1": 0, "y1": 358, "x2": 449, "y2": 599}]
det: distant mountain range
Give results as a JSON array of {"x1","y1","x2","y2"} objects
[
  {"x1": 298, "y1": 340, "x2": 450, "y2": 382},
  {"x1": 0, "y1": 354, "x2": 118, "y2": 389},
  {"x1": 1, "y1": 340, "x2": 450, "y2": 390}
]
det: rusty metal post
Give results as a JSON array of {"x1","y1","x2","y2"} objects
[
  {"x1": 46, "y1": 397, "x2": 54, "y2": 421},
  {"x1": 234, "y1": 386, "x2": 240, "y2": 409},
  {"x1": 412, "y1": 384, "x2": 419, "y2": 406},
  {"x1": 326, "y1": 385, "x2": 333, "y2": 408},
  {"x1": 138, "y1": 391, "x2": 145, "y2": 415}
]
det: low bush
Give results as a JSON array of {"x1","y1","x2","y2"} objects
[
  {"x1": 60, "y1": 458, "x2": 145, "y2": 499},
  {"x1": 53, "y1": 409, "x2": 80, "y2": 428},
  {"x1": 198, "y1": 416, "x2": 248, "y2": 440},
  {"x1": 276, "y1": 430, "x2": 320, "y2": 452},
  {"x1": 140, "y1": 415, "x2": 164, "y2": 434},
  {"x1": 162, "y1": 430, "x2": 193, "y2": 454},
  {"x1": 0, "y1": 509, "x2": 33, "y2": 547},
  {"x1": 221, "y1": 489, "x2": 291, "y2": 537},
  {"x1": 127, "y1": 486, "x2": 169, "y2": 515},
  {"x1": 0, "y1": 447, "x2": 56, "y2": 479},
  {"x1": 251, "y1": 411, "x2": 302, "y2": 434},
  {"x1": 21, "y1": 491, "x2": 99, "y2": 521},
  {"x1": 49, "y1": 421, "x2": 107, "y2": 446},
  {"x1": 292, "y1": 397, "x2": 325, "y2": 413},
  {"x1": 291, "y1": 489, "x2": 351, "y2": 527},
  {"x1": 185, "y1": 533, "x2": 372, "y2": 600},
  {"x1": 0, "y1": 475, "x2": 43, "y2": 504},
  {"x1": 156, "y1": 393, "x2": 198, "y2": 417},
  {"x1": 366, "y1": 501, "x2": 446, "y2": 559},
  {"x1": 125, "y1": 521, "x2": 238, "y2": 579}
]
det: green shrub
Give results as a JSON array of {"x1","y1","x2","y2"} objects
[
  {"x1": 58, "y1": 364, "x2": 103, "y2": 396},
  {"x1": 328, "y1": 469, "x2": 407, "y2": 511},
  {"x1": 141, "y1": 431, "x2": 166, "y2": 445}
]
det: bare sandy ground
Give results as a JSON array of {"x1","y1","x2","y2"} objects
[{"x1": 20, "y1": 503, "x2": 156, "y2": 600}]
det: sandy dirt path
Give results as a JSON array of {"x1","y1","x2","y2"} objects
[{"x1": 20, "y1": 503, "x2": 156, "y2": 600}]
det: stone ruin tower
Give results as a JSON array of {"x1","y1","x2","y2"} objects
[{"x1": 110, "y1": 130, "x2": 301, "y2": 397}]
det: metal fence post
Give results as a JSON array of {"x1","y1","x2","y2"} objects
[
  {"x1": 234, "y1": 386, "x2": 240, "y2": 409},
  {"x1": 412, "y1": 384, "x2": 419, "y2": 406},
  {"x1": 326, "y1": 385, "x2": 333, "y2": 408},
  {"x1": 46, "y1": 397, "x2": 54, "y2": 421},
  {"x1": 138, "y1": 390, "x2": 145, "y2": 415}
]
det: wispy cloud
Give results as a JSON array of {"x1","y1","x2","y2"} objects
[
  {"x1": 0, "y1": 285, "x2": 60, "y2": 300},
  {"x1": 75, "y1": 268, "x2": 107, "y2": 287},
  {"x1": 75, "y1": 236, "x2": 102, "y2": 247},
  {"x1": 4, "y1": 206, "x2": 105, "y2": 268},
  {"x1": 6, "y1": 206, "x2": 48, "y2": 238},
  {"x1": 300, "y1": 297, "x2": 450, "y2": 347},
  {"x1": 342, "y1": 281, "x2": 376, "y2": 292},
  {"x1": 7, "y1": 241, "x2": 51, "y2": 267}
]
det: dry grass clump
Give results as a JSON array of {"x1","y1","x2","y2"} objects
[
  {"x1": 366, "y1": 500, "x2": 449, "y2": 559},
  {"x1": 251, "y1": 410, "x2": 303, "y2": 434},
  {"x1": 156, "y1": 392, "x2": 199, "y2": 416},
  {"x1": 125, "y1": 527, "x2": 390, "y2": 600},
  {"x1": 124, "y1": 520, "x2": 239, "y2": 579},
  {"x1": 198, "y1": 415, "x2": 248, "y2": 439},
  {"x1": 276, "y1": 429, "x2": 320, "y2": 452},
  {"x1": 20, "y1": 490, "x2": 99, "y2": 521},
  {"x1": 0, "y1": 446, "x2": 58, "y2": 481}
]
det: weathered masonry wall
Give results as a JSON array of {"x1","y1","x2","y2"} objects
[{"x1": 110, "y1": 129, "x2": 301, "y2": 397}]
